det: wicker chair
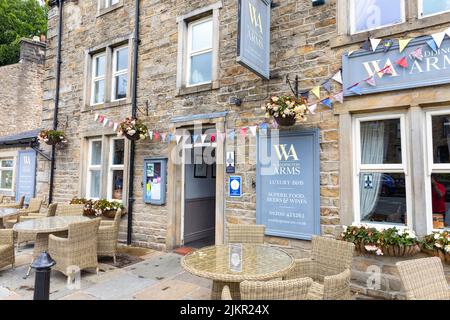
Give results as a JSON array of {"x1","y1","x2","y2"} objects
[
  {"x1": 283, "y1": 236, "x2": 355, "y2": 300},
  {"x1": 221, "y1": 285, "x2": 233, "y2": 300},
  {"x1": 55, "y1": 203, "x2": 85, "y2": 216},
  {"x1": 227, "y1": 224, "x2": 265, "y2": 244},
  {"x1": 239, "y1": 278, "x2": 313, "y2": 300},
  {"x1": 396, "y1": 257, "x2": 450, "y2": 300},
  {"x1": 97, "y1": 209, "x2": 122, "y2": 264},
  {"x1": 17, "y1": 203, "x2": 58, "y2": 247},
  {"x1": 3, "y1": 198, "x2": 43, "y2": 229},
  {"x1": 0, "y1": 195, "x2": 25, "y2": 209},
  {"x1": 0, "y1": 229, "x2": 14, "y2": 270},
  {"x1": 48, "y1": 218, "x2": 101, "y2": 281}
]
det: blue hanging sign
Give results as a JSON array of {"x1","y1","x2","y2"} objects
[{"x1": 16, "y1": 150, "x2": 36, "y2": 204}]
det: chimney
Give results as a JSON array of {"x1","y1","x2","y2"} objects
[{"x1": 19, "y1": 38, "x2": 46, "y2": 65}]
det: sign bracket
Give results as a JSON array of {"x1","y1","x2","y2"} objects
[{"x1": 30, "y1": 143, "x2": 52, "y2": 162}]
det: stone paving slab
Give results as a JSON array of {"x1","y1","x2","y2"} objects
[
  {"x1": 133, "y1": 279, "x2": 199, "y2": 300},
  {"x1": 126, "y1": 253, "x2": 184, "y2": 281}
]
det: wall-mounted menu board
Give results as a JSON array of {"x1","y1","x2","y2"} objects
[{"x1": 143, "y1": 158, "x2": 167, "y2": 205}]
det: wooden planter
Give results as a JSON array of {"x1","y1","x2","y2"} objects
[
  {"x1": 422, "y1": 247, "x2": 450, "y2": 264},
  {"x1": 45, "y1": 136, "x2": 64, "y2": 146},
  {"x1": 274, "y1": 115, "x2": 296, "y2": 126},
  {"x1": 124, "y1": 132, "x2": 141, "y2": 141},
  {"x1": 101, "y1": 208, "x2": 127, "y2": 219},
  {"x1": 355, "y1": 243, "x2": 420, "y2": 257}
]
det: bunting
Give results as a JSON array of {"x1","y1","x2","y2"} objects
[
  {"x1": 432, "y1": 32, "x2": 446, "y2": 49},
  {"x1": 399, "y1": 38, "x2": 412, "y2": 53},
  {"x1": 370, "y1": 38, "x2": 382, "y2": 52},
  {"x1": 332, "y1": 70, "x2": 343, "y2": 84},
  {"x1": 311, "y1": 86, "x2": 321, "y2": 99},
  {"x1": 396, "y1": 56, "x2": 409, "y2": 68}
]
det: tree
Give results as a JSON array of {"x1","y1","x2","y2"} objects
[{"x1": 0, "y1": 0, "x2": 48, "y2": 66}]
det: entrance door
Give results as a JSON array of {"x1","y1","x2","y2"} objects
[
  {"x1": 182, "y1": 146, "x2": 216, "y2": 248},
  {"x1": 16, "y1": 150, "x2": 37, "y2": 204}
]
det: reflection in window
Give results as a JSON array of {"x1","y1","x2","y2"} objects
[
  {"x1": 432, "y1": 115, "x2": 450, "y2": 164},
  {"x1": 187, "y1": 17, "x2": 213, "y2": 86},
  {"x1": 360, "y1": 173, "x2": 407, "y2": 224},
  {"x1": 0, "y1": 159, "x2": 13, "y2": 190},
  {"x1": 351, "y1": 0, "x2": 404, "y2": 34},
  {"x1": 431, "y1": 174, "x2": 450, "y2": 229},
  {"x1": 421, "y1": 0, "x2": 450, "y2": 17}
]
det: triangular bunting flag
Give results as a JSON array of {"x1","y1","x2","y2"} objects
[
  {"x1": 383, "y1": 39, "x2": 394, "y2": 53},
  {"x1": 432, "y1": 32, "x2": 446, "y2": 48},
  {"x1": 149, "y1": 130, "x2": 153, "y2": 140},
  {"x1": 113, "y1": 123, "x2": 118, "y2": 132},
  {"x1": 332, "y1": 70, "x2": 342, "y2": 84},
  {"x1": 98, "y1": 115, "x2": 104, "y2": 123},
  {"x1": 176, "y1": 135, "x2": 182, "y2": 144},
  {"x1": 322, "y1": 80, "x2": 332, "y2": 93},
  {"x1": 192, "y1": 134, "x2": 199, "y2": 144},
  {"x1": 333, "y1": 92, "x2": 344, "y2": 104},
  {"x1": 364, "y1": 76, "x2": 376, "y2": 87},
  {"x1": 300, "y1": 91, "x2": 309, "y2": 99},
  {"x1": 370, "y1": 38, "x2": 382, "y2": 52},
  {"x1": 270, "y1": 119, "x2": 279, "y2": 129},
  {"x1": 311, "y1": 86, "x2": 321, "y2": 99},
  {"x1": 249, "y1": 126, "x2": 257, "y2": 136},
  {"x1": 349, "y1": 85, "x2": 363, "y2": 95},
  {"x1": 321, "y1": 98, "x2": 333, "y2": 109},
  {"x1": 183, "y1": 134, "x2": 190, "y2": 143},
  {"x1": 201, "y1": 134, "x2": 207, "y2": 144},
  {"x1": 228, "y1": 130, "x2": 235, "y2": 141},
  {"x1": 396, "y1": 56, "x2": 408, "y2": 68},
  {"x1": 102, "y1": 118, "x2": 109, "y2": 127},
  {"x1": 361, "y1": 39, "x2": 371, "y2": 51},
  {"x1": 108, "y1": 121, "x2": 114, "y2": 128},
  {"x1": 379, "y1": 65, "x2": 393, "y2": 76},
  {"x1": 240, "y1": 127, "x2": 247, "y2": 138},
  {"x1": 259, "y1": 122, "x2": 269, "y2": 130},
  {"x1": 410, "y1": 47, "x2": 423, "y2": 61},
  {"x1": 307, "y1": 104, "x2": 317, "y2": 115},
  {"x1": 94, "y1": 113, "x2": 99, "y2": 121},
  {"x1": 398, "y1": 38, "x2": 412, "y2": 53},
  {"x1": 427, "y1": 39, "x2": 438, "y2": 53},
  {"x1": 161, "y1": 133, "x2": 167, "y2": 142},
  {"x1": 153, "y1": 132, "x2": 160, "y2": 141}
]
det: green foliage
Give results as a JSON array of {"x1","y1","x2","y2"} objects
[{"x1": 0, "y1": 0, "x2": 48, "y2": 66}]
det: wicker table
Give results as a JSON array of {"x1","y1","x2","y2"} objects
[
  {"x1": 13, "y1": 216, "x2": 90, "y2": 278},
  {"x1": 0, "y1": 208, "x2": 18, "y2": 228},
  {"x1": 181, "y1": 244, "x2": 295, "y2": 300}
]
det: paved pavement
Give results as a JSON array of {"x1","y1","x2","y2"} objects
[{"x1": 0, "y1": 246, "x2": 211, "y2": 300}]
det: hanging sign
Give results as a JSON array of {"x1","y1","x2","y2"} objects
[
  {"x1": 257, "y1": 130, "x2": 321, "y2": 240},
  {"x1": 16, "y1": 150, "x2": 36, "y2": 204},
  {"x1": 343, "y1": 36, "x2": 450, "y2": 96},
  {"x1": 229, "y1": 176, "x2": 242, "y2": 198},
  {"x1": 237, "y1": 0, "x2": 271, "y2": 80}
]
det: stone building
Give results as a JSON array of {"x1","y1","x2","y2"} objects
[
  {"x1": 0, "y1": 39, "x2": 46, "y2": 203},
  {"x1": 41, "y1": 0, "x2": 450, "y2": 299}
]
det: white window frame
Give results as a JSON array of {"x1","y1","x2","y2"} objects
[
  {"x1": 91, "y1": 53, "x2": 106, "y2": 106},
  {"x1": 111, "y1": 45, "x2": 129, "y2": 102},
  {"x1": 0, "y1": 158, "x2": 14, "y2": 192},
  {"x1": 419, "y1": 0, "x2": 450, "y2": 18},
  {"x1": 98, "y1": 0, "x2": 119, "y2": 10},
  {"x1": 425, "y1": 108, "x2": 450, "y2": 233},
  {"x1": 349, "y1": 0, "x2": 406, "y2": 34},
  {"x1": 352, "y1": 113, "x2": 412, "y2": 230},
  {"x1": 186, "y1": 16, "x2": 213, "y2": 87},
  {"x1": 107, "y1": 137, "x2": 125, "y2": 201},
  {"x1": 87, "y1": 139, "x2": 103, "y2": 200}
]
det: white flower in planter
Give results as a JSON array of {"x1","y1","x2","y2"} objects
[
  {"x1": 128, "y1": 129, "x2": 136, "y2": 136},
  {"x1": 364, "y1": 245, "x2": 378, "y2": 252},
  {"x1": 376, "y1": 249, "x2": 384, "y2": 256},
  {"x1": 444, "y1": 245, "x2": 450, "y2": 253}
]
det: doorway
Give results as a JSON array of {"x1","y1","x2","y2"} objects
[{"x1": 182, "y1": 144, "x2": 216, "y2": 248}]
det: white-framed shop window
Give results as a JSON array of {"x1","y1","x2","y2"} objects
[
  {"x1": 87, "y1": 139, "x2": 103, "y2": 199},
  {"x1": 91, "y1": 53, "x2": 106, "y2": 105},
  {"x1": 111, "y1": 46, "x2": 129, "y2": 101},
  {"x1": 419, "y1": 0, "x2": 450, "y2": 18},
  {"x1": 186, "y1": 16, "x2": 213, "y2": 87},
  {"x1": 353, "y1": 113, "x2": 412, "y2": 229},
  {"x1": 425, "y1": 109, "x2": 450, "y2": 232},
  {"x1": 349, "y1": 0, "x2": 405, "y2": 34},
  {"x1": 107, "y1": 138, "x2": 125, "y2": 201},
  {"x1": 0, "y1": 158, "x2": 14, "y2": 191}
]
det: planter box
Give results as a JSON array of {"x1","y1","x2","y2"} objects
[
  {"x1": 422, "y1": 247, "x2": 450, "y2": 264},
  {"x1": 355, "y1": 243, "x2": 420, "y2": 257}
]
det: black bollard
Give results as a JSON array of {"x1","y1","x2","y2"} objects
[{"x1": 31, "y1": 251, "x2": 56, "y2": 300}]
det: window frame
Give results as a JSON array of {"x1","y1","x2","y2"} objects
[
  {"x1": 91, "y1": 52, "x2": 106, "y2": 106},
  {"x1": 352, "y1": 113, "x2": 413, "y2": 230},
  {"x1": 349, "y1": 0, "x2": 406, "y2": 35},
  {"x1": 186, "y1": 16, "x2": 214, "y2": 87},
  {"x1": 418, "y1": 0, "x2": 450, "y2": 18},
  {"x1": 107, "y1": 137, "x2": 125, "y2": 201},
  {"x1": 111, "y1": 45, "x2": 129, "y2": 102},
  {"x1": 0, "y1": 158, "x2": 14, "y2": 192},
  {"x1": 425, "y1": 108, "x2": 450, "y2": 233},
  {"x1": 86, "y1": 139, "x2": 103, "y2": 200},
  {"x1": 98, "y1": 0, "x2": 120, "y2": 11}
]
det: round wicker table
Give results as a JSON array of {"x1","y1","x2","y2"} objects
[
  {"x1": 0, "y1": 208, "x2": 18, "y2": 228},
  {"x1": 181, "y1": 244, "x2": 295, "y2": 300}
]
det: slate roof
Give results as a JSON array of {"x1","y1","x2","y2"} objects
[{"x1": 0, "y1": 129, "x2": 41, "y2": 147}]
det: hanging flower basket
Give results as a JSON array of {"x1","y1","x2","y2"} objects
[
  {"x1": 117, "y1": 118, "x2": 148, "y2": 141},
  {"x1": 421, "y1": 231, "x2": 450, "y2": 264},
  {"x1": 263, "y1": 95, "x2": 308, "y2": 127},
  {"x1": 38, "y1": 130, "x2": 67, "y2": 146}
]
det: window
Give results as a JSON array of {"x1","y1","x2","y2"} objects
[
  {"x1": 350, "y1": 0, "x2": 405, "y2": 34},
  {"x1": 98, "y1": 0, "x2": 119, "y2": 10},
  {"x1": 187, "y1": 17, "x2": 213, "y2": 86},
  {"x1": 108, "y1": 138, "x2": 124, "y2": 201},
  {"x1": 419, "y1": 0, "x2": 450, "y2": 18},
  {"x1": 112, "y1": 46, "x2": 128, "y2": 101},
  {"x1": 354, "y1": 115, "x2": 411, "y2": 227},
  {"x1": 89, "y1": 45, "x2": 129, "y2": 106},
  {"x1": 0, "y1": 159, "x2": 13, "y2": 191},
  {"x1": 91, "y1": 53, "x2": 106, "y2": 105},
  {"x1": 87, "y1": 139, "x2": 102, "y2": 199},
  {"x1": 426, "y1": 111, "x2": 450, "y2": 231}
]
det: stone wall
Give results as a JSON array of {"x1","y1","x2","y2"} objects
[{"x1": 0, "y1": 39, "x2": 45, "y2": 137}]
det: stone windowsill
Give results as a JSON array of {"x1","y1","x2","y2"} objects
[
  {"x1": 331, "y1": 12, "x2": 450, "y2": 49},
  {"x1": 83, "y1": 99, "x2": 131, "y2": 113},
  {"x1": 96, "y1": 3, "x2": 123, "y2": 18},
  {"x1": 176, "y1": 82, "x2": 219, "y2": 97}
]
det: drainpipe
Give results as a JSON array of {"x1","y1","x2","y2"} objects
[
  {"x1": 127, "y1": 0, "x2": 140, "y2": 245},
  {"x1": 48, "y1": 0, "x2": 64, "y2": 204}
]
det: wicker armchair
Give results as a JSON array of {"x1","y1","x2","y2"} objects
[
  {"x1": 48, "y1": 218, "x2": 101, "y2": 281},
  {"x1": 55, "y1": 203, "x2": 85, "y2": 216},
  {"x1": 0, "y1": 229, "x2": 14, "y2": 270},
  {"x1": 283, "y1": 236, "x2": 355, "y2": 300},
  {"x1": 0, "y1": 195, "x2": 25, "y2": 209},
  {"x1": 3, "y1": 198, "x2": 43, "y2": 229},
  {"x1": 98, "y1": 209, "x2": 122, "y2": 264},
  {"x1": 239, "y1": 278, "x2": 313, "y2": 300},
  {"x1": 397, "y1": 257, "x2": 450, "y2": 300},
  {"x1": 17, "y1": 203, "x2": 58, "y2": 247},
  {"x1": 227, "y1": 224, "x2": 265, "y2": 244}
]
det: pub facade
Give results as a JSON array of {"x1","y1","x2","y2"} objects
[{"x1": 40, "y1": 0, "x2": 450, "y2": 299}]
